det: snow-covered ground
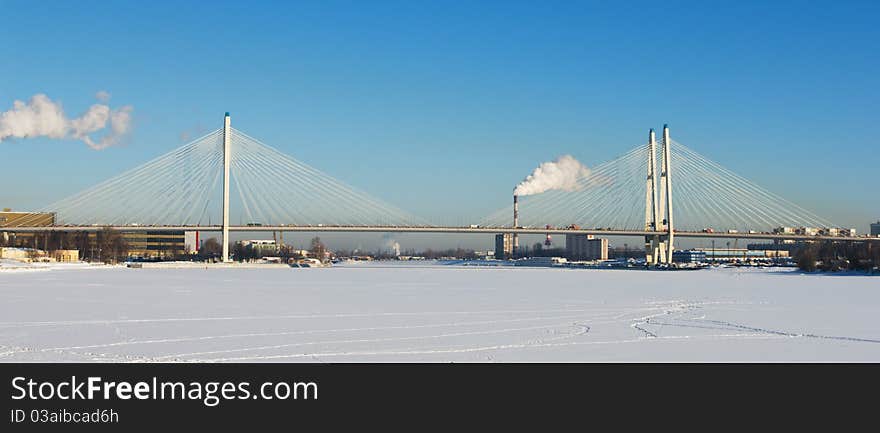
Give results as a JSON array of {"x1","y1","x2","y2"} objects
[{"x1": 1, "y1": 261, "x2": 878, "y2": 362}]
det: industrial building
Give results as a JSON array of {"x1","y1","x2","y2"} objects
[
  {"x1": 565, "y1": 234, "x2": 608, "y2": 261},
  {"x1": 2, "y1": 228, "x2": 192, "y2": 260},
  {"x1": 1, "y1": 209, "x2": 201, "y2": 259},
  {"x1": 62, "y1": 231, "x2": 190, "y2": 259},
  {"x1": 0, "y1": 209, "x2": 56, "y2": 227},
  {"x1": 872, "y1": 221, "x2": 880, "y2": 237},
  {"x1": 123, "y1": 231, "x2": 189, "y2": 258},
  {"x1": 495, "y1": 233, "x2": 514, "y2": 259},
  {"x1": 239, "y1": 239, "x2": 278, "y2": 256},
  {"x1": 696, "y1": 248, "x2": 789, "y2": 262},
  {"x1": 1, "y1": 210, "x2": 56, "y2": 247},
  {"x1": 747, "y1": 242, "x2": 800, "y2": 255},
  {"x1": 672, "y1": 250, "x2": 708, "y2": 264}
]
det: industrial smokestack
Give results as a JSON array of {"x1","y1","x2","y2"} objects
[
  {"x1": 513, "y1": 195, "x2": 519, "y2": 254},
  {"x1": 513, "y1": 194, "x2": 519, "y2": 227}
]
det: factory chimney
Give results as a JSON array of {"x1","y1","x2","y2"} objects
[{"x1": 513, "y1": 195, "x2": 519, "y2": 255}]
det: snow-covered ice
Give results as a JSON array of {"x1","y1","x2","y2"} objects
[{"x1": 1, "y1": 261, "x2": 878, "y2": 362}]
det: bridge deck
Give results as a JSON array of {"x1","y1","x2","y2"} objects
[{"x1": 2, "y1": 225, "x2": 877, "y2": 242}]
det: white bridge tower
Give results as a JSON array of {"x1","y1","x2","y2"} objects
[
  {"x1": 644, "y1": 124, "x2": 674, "y2": 265},
  {"x1": 222, "y1": 112, "x2": 232, "y2": 263}
]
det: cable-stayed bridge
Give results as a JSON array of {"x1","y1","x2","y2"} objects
[{"x1": 4, "y1": 113, "x2": 874, "y2": 263}]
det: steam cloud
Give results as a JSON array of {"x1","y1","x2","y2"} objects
[
  {"x1": 513, "y1": 155, "x2": 590, "y2": 196},
  {"x1": 382, "y1": 234, "x2": 401, "y2": 257},
  {"x1": 0, "y1": 92, "x2": 133, "y2": 150}
]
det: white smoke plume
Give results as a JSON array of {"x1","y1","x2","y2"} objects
[
  {"x1": 514, "y1": 155, "x2": 590, "y2": 196},
  {"x1": 382, "y1": 234, "x2": 401, "y2": 257},
  {"x1": 0, "y1": 93, "x2": 133, "y2": 150}
]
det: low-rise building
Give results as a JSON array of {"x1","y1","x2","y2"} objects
[
  {"x1": 695, "y1": 248, "x2": 788, "y2": 262},
  {"x1": 53, "y1": 249, "x2": 79, "y2": 262},
  {"x1": 672, "y1": 250, "x2": 707, "y2": 264},
  {"x1": 514, "y1": 256, "x2": 567, "y2": 267},
  {"x1": 240, "y1": 239, "x2": 277, "y2": 255},
  {"x1": 747, "y1": 242, "x2": 798, "y2": 255},
  {"x1": 0, "y1": 247, "x2": 79, "y2": 263},
  {"x1": 0, "y1": 247, "x2": 36, "y2": 261}
]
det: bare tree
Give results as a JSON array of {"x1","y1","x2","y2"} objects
[
  {"x1": 97, "y1": 227, "x2": 129, "y2": 264},
  {"x1": 200, "y1": 237, "x2": 222, "y2": 259},
  {"x1": 310, "y1": 237, "x2": 327, "y2": 262},
  {"x1": 796, "y1": 244, "x2": 818, "y2": 272}
]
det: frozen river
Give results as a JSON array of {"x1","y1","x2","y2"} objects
[{"x1": 1, "y1": 262, "x2": 878, "y2": 362}]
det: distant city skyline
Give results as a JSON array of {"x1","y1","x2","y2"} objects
[{"x1": 2, "y1": 0, "x2": 878, "y2": 250}]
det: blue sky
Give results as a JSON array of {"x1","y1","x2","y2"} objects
[{"x1": 1, "y1": 0, "x2": 878, "y2": 249}]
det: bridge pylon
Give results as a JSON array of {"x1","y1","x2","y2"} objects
[
  {"x1": 222, "y1": 112, "x2": 231, "y2": 262},
  {"x1": 661, "y1": 124, "x2": 675, "y2": 264},
  {"x1": 644, "y1": 125, "x2": 674, "y2": 265},
  {"x1": 644, "y1": 128, "x2": 664, "y2": 264}
]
